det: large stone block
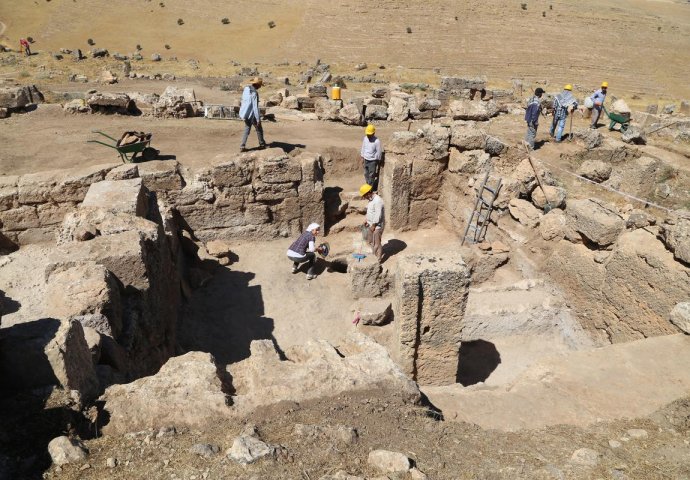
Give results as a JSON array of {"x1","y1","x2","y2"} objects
[
  {"x1": 450, "y1": 122, "x2": 485, "y2": 151},
  {"x1": 348, "y1": 255, "x2": 389, "y2": 299},
  {"x1": 448, "y1": 149, "x2": 490, "y2": 174},
  {"x1": 17, "y1": 170, "x2": 62, "y2": 204},
  {"x1": 0, "y1": 85, "x2": 44, "y2": 110},
  {"x1": 408, "y1": 199, "x2": 438, "y2": 229},
  {"x1": 449, "y1": 100, "x2": 499, "y2": 121},
  {"x1": 0, "y1": 175, "x2": 19, "y2": 210},
  {"x1": 0, "y1": 319, "x2": 98, "y2": 403},
  {"x1": 46, "y1": 261, "x2": 123, "y2": 338},
  {"x1": 257, "y1": 150, "x2": 301, "y2": 184},
  {"x1": 211, "y1": 154, "x2": 254, "y2": 187},
  {"x1": 137, "y1": 160, "x2": 183, "y2": 192},
  {"x1": 0, "y1": 205, "x2": 39, "y2": 230},
  {"x1": 659, "y1": 217, "x2": 690, "y2": 265},
  {"x1": 380, "y1": 155, "x2": 411, "y2": 231},
  {"x1": 253, "y1": 181, "x2": 298, "y2": 201},
  {"x1": 314, "y1": 98, "x2": 342, "y2": 121},
  {"x1": 81, "y1": 178, "x2": 148, "y2": 217},
  {"x1": 567, "y1": 199, "x2": 624, "y2": 246},
  {"x1": 53, "y1": 163, "x2": 118, "y2": 202},
  {"x1": 393, "y1": 253, "x2": 470, "y2": 386},
  {"x1": 440, "y1": 76, "x2": 487, "y2": 93}
]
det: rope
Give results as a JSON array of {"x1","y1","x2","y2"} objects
[{"x1": 529, "y1": 152, "x2": 676, "y2": 214}]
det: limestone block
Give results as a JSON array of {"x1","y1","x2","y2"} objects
[
  {"x1": 484, "y1": 136, "x2": 508, "y2": 156},
  {"x1": 48, "y1": 436, "x2": 88, "y2": 466},
  {"x1": 440, "y1": 76, "x2": 487, "y2": 93},
  {"x1": 51, "y1": 164, "x2": 117, "y2": 203},
  {"x1": 573, "y1": 128, "x2": 603, "y2": 149},
  {"x1": 227, "y1": 435, "x2": 277, "y2": 464},
  {"x1": 81, "y1": 178, "x2": 147, "y2": 217},
  {"x1": 46, "y1": 262, "x2": 123, "y2": 338},
  {"x1": 253, "y1": 181, "x2": 298, "y2": 201},
  {"x1": 105, "y1": 164, "x2": 139, "y2": 181},
  {"x1": 368, "y1": 450, "x2": 411, "y2": 473},
  {"x1": 449, "y1": 122, "x2": 485, "y2": 151},
  {"x1": 0, "y1": 319, "x2": 99, "y2": 402},
  {"x1": 339, "y1": 104, "x2": 363, "y2": 126},
  {"x1": 212, "y1": 154, "x2": 253, "y2": 187},
  {"x1": 408, "y1": 199, "x2": 438, "y2": 229},
  {"x1": 539, "y1": 209, "x2": 568, "y2": 241},
  {"x1": 449, "y1": 100, "x2": 499, "y2": 121},
  {"x1": 296, "y1": 152, "x2": 324, "y2": 187},
  {"x1": 508, "y1": 198, "x2": 541, "y2": 228},
  {"x1": 356, "y1": 298, "x2": 393, "y2": 326},
  {"x1": 307, "y1": 83, "x2": 327, "y2": 98},
  {"x1": 57, "y1": 207, "x2": 157, "y2": 245},
  {"x1": 577, "y1": 160, "x2": 611, "y2": 182},
  {"x1": 567, "y1": 199, "x2": 624, "y2": 246},
  {"x1": 281, "y1": 95, "x2": 299, "y2": 109},
  {"x1": 380, "y1": 155, "x2": 411, "y2": 231},
  {"x1": 171, "y1": 180, "x2": 215, "y2": 206},
  {"x1": 100, "y1": 352, "x2": 230, "y2": 434},
  {"x1": 0, "y1": 205, "x2": 39, "y2": 230},
  {"x1": 387, "y1": 96, "x2": 409, "y2": 122},
  {"x1": 670, "y1": 303, "x2": 690, "y2": 334},
  {"x1": 659, "y1": 217, "x2": 690, "y2": 264},
  {"x1": 365, "y1": 104, "x2": 388, "y2": 121},
  {"x1": 314, "y1": 98, "x2": 342, "y2": 121},
  {"x1": 0, "y1": 176, "x2": 19, "y2": 210},
  {"x1": 257, "y1": 151, "x2": 301, "y2": 184},
  {"x1": 531, "y1": 185, "x2": 566, "y2": 210},
  {"x1": 17, "y1": 170, "x2": 62, "y2": 204},
  {"x1": 448, "y1": 149, "x2": 489, "y2": 174},
  {"x1": 348, "y1": 255, "x2": 388, "y2": 299},
  {"x1": 137, "y1": 160, "x2": 183, "y2": 192},
  {"x1": 393, "y1": 253, "x2": 470, "y2": 385},
  {"x1": 0, "y1": 85, "x2": 44, "y2": 109},
  {"x1": 16, "y1": 227, "x2": 55, "y2": 244},
  {"x1": 87, "y1": 92, "x2": 133, "y2": 112}
]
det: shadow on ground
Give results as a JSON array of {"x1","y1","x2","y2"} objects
[
  {"x1": 178, "y1": 266, "x2": 281, "y2": 365},
  {"x1": 455, "y1": 340, "x2": 502, "y2": 386}
]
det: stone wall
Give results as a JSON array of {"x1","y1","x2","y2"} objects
[{"x1": 392, "y1": 253, "x2": 470, "y2": 386}]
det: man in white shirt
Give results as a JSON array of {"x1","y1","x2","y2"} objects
[
  {"x1": 360, "y1": 124, "x2": 383, "y2": 187},
  {"x1": 360, "y1": 183, "x2": 385, "y2": 262}
]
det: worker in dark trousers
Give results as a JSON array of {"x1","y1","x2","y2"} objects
[
  {"x1": 360, "y1": 124, "x2": 383, "y2": 188},
  {"x1": 524, "y1": 87, "x2": 544, "y2": 150}
]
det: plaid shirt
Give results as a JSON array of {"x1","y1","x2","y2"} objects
[{"x1": 288, "y1": 231, "x2": 315, "y2": 256}]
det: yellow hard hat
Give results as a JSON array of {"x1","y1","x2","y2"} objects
[
  {"x1": 365, "y1": 124, "x2": 376, "y2": 135},
  {"x1": 359, "y1": 183, "x2": 373, "y2": 196},
  {"x1": 601, "y1": 81, "x2": 608, "y2": 88},
  {"x1": 564, "y1": 84, "x2": 573, "y2": 91}
]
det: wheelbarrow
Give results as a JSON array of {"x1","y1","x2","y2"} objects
[
  {"x1": 87, "y1": 130, "x2": 157, "y2": 163},
  {"x1": 602, "y1": 106, "x2": 631, "y2": 133}
]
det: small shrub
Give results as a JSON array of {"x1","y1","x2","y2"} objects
[
  {"x1": 406, "y1": 26, "x2": 412, "y2": 33},
  {"x1": 164, "y1": 44, "x2": 171, "y2": 49},
  {"x1": 219, "y1": 82, "x2": 231, "y2": 91},
  {"x1": 177, "y1": 18, "x2": 184, "y2": 25},
  {"x1": 136, "y1": 44, "x2": 142, "y2": 51},
  {"x1": 658, "y1": 26, "x2": 662, "y2": 32},
  {"x1": 221, "y1": 17, "x2": 230, "y2": 25},
  {"x1": 549, "y1": 4, "x2": 553, "y2": 9},
  {"x1": 19, "y1": 71, "x2": 30, "y2": 78},
  {"x1": 159, "y1": 2, "x2": 164, "y2": 6},
  {"x1": 87, "y1": 38, "x2": 95, "y2": 46},
  {"x1": 268, "y1": 20, "x2": 276, "y2": 28},
  {"x1": 521, "y1": 3, "x2": 527, "y2": 10},
  {"x1": 454, "y1": 16, "x2": 458, "y2": 21}
]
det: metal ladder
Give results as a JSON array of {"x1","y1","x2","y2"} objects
[{"x1": 461, "y1": 170, "x2": 502, "y2": 245}]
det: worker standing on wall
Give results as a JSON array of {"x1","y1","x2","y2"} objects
[
  {"x1": 360, "y1": 124, "x2": 383, "y2": 188},
  {"x1": 239, "y1": 77, "x2": 266, "y2": 152}
]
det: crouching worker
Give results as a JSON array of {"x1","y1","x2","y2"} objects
[{"x1": 287, "y1": 223, "x2": 325, "y2": 280}]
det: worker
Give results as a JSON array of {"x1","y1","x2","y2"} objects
[
  {"x1": 589, "y1": 81, "x2": 608, "y2": 129},
  {"x1": 550, "y1": 84, "x2": 578, "y2": 143},
  {"x1": 239, "y1": 76, "x2": 266, "y2": 152},
  {"x1": 360, "y1": 184, "x2": 385, "y2": 262},
  {"x1": 524, "y1": 87, "x2": 545, "y2": 150},
  {"x1": 19, "y1": 38, "x2": 31, "y2": 57},
  {"x1": 360, "y1": 124, "x2": 383, "y2": 188},
  {"x1": 287, "y1": 223, "x2": 324, "y2": 280}
]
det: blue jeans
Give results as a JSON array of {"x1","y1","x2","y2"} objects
[
  {"x1": 240, "y1": 118, "x2": 265, "y2": 148},
  {"x1": 550, "y1": 116, "x2": 567, "y2": 141}
]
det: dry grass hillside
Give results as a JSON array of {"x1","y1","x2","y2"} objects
[{"x1": 2, "y1": 0, "x2": 690, "y2": 99}]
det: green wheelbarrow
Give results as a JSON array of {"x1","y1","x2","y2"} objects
[
  {"x1": 87, "y1": 130, "x2": 157, "y2": 163},
  {"x1": 602, "y1": 106, "x2": 631, "y2": 133}
]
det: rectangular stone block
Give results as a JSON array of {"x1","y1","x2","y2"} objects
[
  {"x1": 0, "y1": 205, "x2": 39, "y2": 230},
  {"x1": 254, "y1": 181, "x2": 298, "y2": 201},
  {"x1": 52, "y1": 163, "x2": 118, "y2": 203},
  {"x1": 211, "y1": 154, "x2": 253, "y2": 187},
  {"x1": 408, "y1": 199, "x2": 438, "y2": 230},
  {"x1": 137, "y1": 160, "x2": 183, "y2": 192},
  {"x1": 258, "y1": 157, "x2": 301, "y2": 184},
  {"x1": 17, "y1": 170, "x2": 63, "y2": 204},
  {"x1": 394, "y1": 253, "x2": 470, "y2": 386},
  {"x1": 380, "y1": 155, "x2": 411, "y2": 231},
  {"x1": 81, "y1": 178, "x2": 148, "y2": 217},
  {"x1": 37, "y1": 202, "x2": 76, "y2": 226}
]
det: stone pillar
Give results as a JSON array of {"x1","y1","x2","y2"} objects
[{"x1": 393, "y1": 253, "x2": 470, "y2": 386}]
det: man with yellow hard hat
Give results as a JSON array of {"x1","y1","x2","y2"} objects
[
  {"x1": 360, "y1": 183, "x2": 385, "y2": 262},
  {"x1": 550, "y1": 84, "x2": 578, "y2": 143},
  {"x1": 589, "y1": 81, "x2": 608, "y2": 129},
  {"x1": 360, "y1": 124, "x2": 383, "y2": 187}
]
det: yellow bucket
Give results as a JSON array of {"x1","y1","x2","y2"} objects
[{"x1": 331, "y1": 86, "x2": 341, "y2": 100}]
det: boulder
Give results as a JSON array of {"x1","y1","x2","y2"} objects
[
  {"x1": 449, "y1": 122, "x2": 485, "y2": 151},
  {"x1": 99, "y1": 70, "x2": 118, "y2": 84},
  {"x1": 91, "y1": 48, "x2": 109, "y2": 58},
  {"x1": 449, "y1": 100, "x2": 499, "y2": 121},
  {"x1": 137, "y1": 160, "x2": 184, "y2": 192},
  {"x1": 577, "y1": 160, "x2": 611, "y2": 182},
  {"x1": 670, "y1": 303, "x2": 690, "y2": 334},
  {"x1": 621, "y1": 126, "x2": 646, "y2": 145},
  {"x1": 508, "y1": 198, "x2": 542, "y2": 228},
  {"x1": 531, "y1": 185, "x2": 566, "y2": 209},
  {"x1": 226, "y1": 435, "x2": 278, "y2": 464},
  {"x1": 368, "y1": 450, "x2": 411, "y2": 473},
  {"x1": 205, "y1": 239, "x2": 233, "y2": 258},
  {"x1": 228, "y1": 333, "x2": 421, "y2": 414},
  {"x1": 154, "y1": 86, "x2": 198, "y2": 118},
  {"x1": 281, "y1": 95, "x2": 300, "y2": 109},
  {"x1": 612, "y1": 99, "x2": 631, "y2": 115},
  {"x1": 659, "y1": 217, "x2": 690, "y2": 264},
  {"x1": 567, "y1": 199, "x2": 625, "y2": 246},
  {"x1": 48, "y1": 436, "x2": 88, "y2": 466},
  {"x1": 99, "y1": 352, "x2": 230, "y2": 434},
  {"x1": 339, "y1": 104, "x2": 363, "y2": 126},
  {"x1": 573, "y1": 128, "x2": 603, "y2": 149},
  {"x1": 0, "y1": 85, "x2": 44, "y2": 110},
  {"x1": 539, "y1": 209, "x2": 568, "y2": 241},
  {"x1": 307, "y1": 83, "x2": 327, "y2": 98},
  {"x1": 625, "y1": 209, "x2": 655, "y2": 229},
  {"x1": 355, "y1": 298, "x2": 392, "y2": 326},
  {"x1": 87, "y1": 92, "x2": 134, "y2": 114},
  {"x1": 81, "y1": 178, "x2": 148, "y2": 217},
  {"x1": 484, "y1": 135, "x2": 508, "y2": 156},
  {"x1": 314, "y1": 98, "x2": 342, "y2": 121},
  {"x1": 448, "y1": 149, "x2": 489, "y2": 174},
  {"x1": 151, "y1": 53, "x2": 161, "y2": 62},
  {"x1": 63, "y1": 99, "x2": 90, "y2": 114},
  {"x1": 387, "y1": 96, "x2": 409, "y2": 122},
  {"x1": 365, "y1": 104, "x2": 388, "y2": 120}
]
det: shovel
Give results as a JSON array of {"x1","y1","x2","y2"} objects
[
  {"x1": 522, "y1": 143, "x2": 553, "y2": 213},
  {"x1": 568, "y1": 111, "x2": 574, "y2": 141}
]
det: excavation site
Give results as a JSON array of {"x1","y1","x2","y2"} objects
[{"x1": 1, "y1": 1, "x2": 690, "y2": 479}]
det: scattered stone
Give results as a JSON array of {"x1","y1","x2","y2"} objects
[
  {"x1": 91, "y1": 48, "x2": 109, "y2": 58},
  {"x1": 531, "y1": 185, "x2": 566, "y2": 210},
  {"x1": 609, "y1": 440, "x2": 622, "y2": 449},
  {"x1": 410, "y1": 468, "x2": 428, "y2": 480},
  {"x1": 355, "y1": 298, "x2": 393, "y2": 326},
  {"x1": 574, "y1": 128, "x2": 603, "y2": 149},
  {"x1": 339, "y1": 103, "x2": 364, "y2": 126},
  {"x1": 63, "y1": 98, "x2": 90, "y2": 114},
  {"x1": 367, "y1": 450, "x2": 411, "y2": 473},
  {"x1": 99, "y1": 70, "x2": 118, "y2": 85},
  {"x1": 621, "y1": 126, "x2": 646, "y2": 145},
  {"x1": 570, "y1": 448, "x2": 599, "y2": 467},
  {"x1": 151, "y1": 53, "x2": 161, "y2": 62},
  {"x1": 293, "y1": 424, "x2": 358, "y2": 444},
  {"x1": 48, "y1": 436, "x2": 88, "y2": 466},
  {"x1": 205, "y1": 239, "x2": 233, "y2": 258},
  {"x1": 663, "y1": 104, "x2": 675, "y2": 114},
  {"x1": 226, "y1": 435, "x2": 277, "y2": 464},
  {"x1": 387, "y1": 96, "x2": 409, "y2": 122},
  {"x1": 0, "y1": 85, "x2": 45, "y2": 110},
  {"x1": 566, "y1": 199, "x2": 624, "y2": 246},
  {"x1": 626, "y1": 429, "x2": 648, "y2": 439},
  {"x1": 611, "y1": 99, "x2": 631, "y2": 115},
  {"x1": 106, "y1": 457, "x2": 118, "y2": 468},
  {"x1": 578, "y1": 160, "x2": 612, "y2": 183},
  {"x1": 354, "y1": 63, "x2": 367, "y2": 71},
  {"x1": 105, "y1": 164, "x2": 139, "y2": 181},
  {"x1": 189, "y1": 443, "x2": 220, "y2": 458},
  {"x1": 307, "y1": 83, "x2": 327, "y2": 98},
  {"x1": 625, "y1": 209, "x2": 655, "y2": 229},
  {"x1": 670, "y1": 303, "x2": 690, "y2": 334},
  {"x1": 659, "y1": 217, "x2": 690, "y2": 264},
  {"x1": 484, "y1": 136, "x2": 508, "y2": 156},
  {"x1": 509, "y1": 198, "x2": 542, "y2": 228},
  {"x1": 646, "y1": 104, "x2": 659, "y2": 114},
  {"x1": 449, "y1": 99, "x2": 499, "y2": 121},
  {"x1": 69, "y1": 74, "x2": 88, "y2": 83}
]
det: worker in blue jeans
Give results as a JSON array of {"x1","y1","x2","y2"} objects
[
  {"x1": 550, "y1": 84, "x2": 578, "y2": 142},
  {"x1": 239, "y1": 77, "x2": 266, "y2": 152}
]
